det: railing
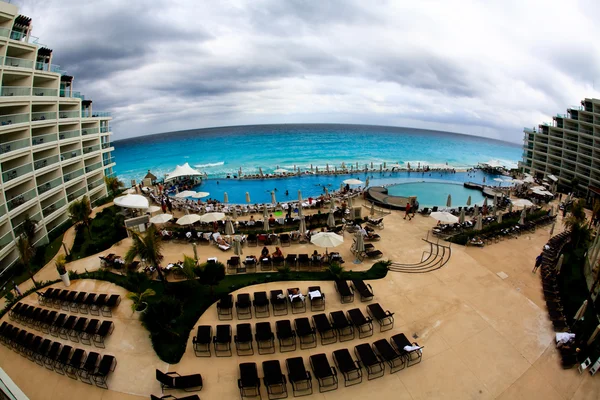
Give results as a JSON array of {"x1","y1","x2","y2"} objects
[
  {"x1": 32, "y1": 132, "x2": 58, "y2": 146},
  {"x1": 33, "y1": 154, "x2": 59, "y2": 170},
  {"x1": 83, "y1": 144, "x2": 101, "y2": 154},
  {"x1": 83, "y1": 111, "x2": 111, "y2": 118},
  {"x1": 85, "y1": 162, "x2": 102, "y2": 173},
  {"x1": 1, "y1": 86, "x2": 31, "y2": 96},
  {"x1": 4, "y1": 56, "x2": 34, "y2": 69},
  {"x1": 32, "y1": 87, "x2": 58, "y2": 97},
  {"x1": 81, "y1": 127, "x2": 99, "y2": 136},
  {"x1": 37, "y1": 176, "x2": 63, "y2": 194},
  {"x1": 0, "y1": 231, "x2": 13, "y2": 251},
  {"x1": 1, "y1": 162, "x2": 33, "y2": 182},
  {"x1": 0, "y1": 203, "x2": 5, "y2": 218},
  {"x1": 61, "y1": 149, "x2": 82, "y2": 161},
  {"x1": 67, "y1": 187, "x2": 87, "y2": 202},
  {"x1": 58, "y1": 129, "x2": 80, "y2": 140},
  {"x1": 73, "y1": 92, "x2": 84, "y2": 100},
  {"x1": 31, "y1": 111, "x2": 57, "y2": 122},
  {"x1": 580, "y1": 139, "x2": 593, "y2": 147},
  {"x1": 6, "y1": 188, "x2": 36, "y2": 211},
  {"x1": 103, "y1": 157, "x2": 115, "y2": 166},
  {"x1": 0, "y1": 137, "x2": 29, "y2": 154},
  {"x1": 100, "y1": 126, "x2": 110, "y2": 133},
  {"x1": 42, "y1": 197, "x2": 66, "y2": 217},
  {"x1": 0, "y1": 112, "x2": 29, "y2": 127},
  {"x1": 523, "y1": 127, "x2": 535, "y2": 133},
  {"x1": 87, "y1": 177, "x2": 104, "y2": 190},
  {"x1": 101, "y1": 142, "x2": 113, "y2": 149},
  {"x1": 59, "y1": 110, "x2": 79, "y2": 119},
  {"x1": 63, "y1": 168, "x2": 84, "y2": 182},
  {"x1": 12, "y1": 212, "x2": 41, "y2": 234}
]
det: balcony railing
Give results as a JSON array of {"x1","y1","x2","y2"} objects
[
  {"x1": 63, "y1": 168, "x2": 84, "y2": 182},
  {"x1": 32, "y1": 87, "x2": 58, "y2": 97},
  {"x1": 34, "y1": 154, "x2": 59, "y2": 170},
  {"x1": 12, "y1": 212, "x2": 42, "y2": 235},
  {"x1": 103, "y1": 157, "x2": 115, "y2": 166},
  {"x1": 83, "y1": 111, "x2": 111, "y2": 118},
  {"x1": 101, "y1": 142, "x2": 113, "y2": 149},
  {"x1": 2, "y1": 162, "x2": 33, "y2": 182},
  {"x1": 37, "y1": 176, "x2": 63, "y2": 195},
  {"x1": 100, "y1": 126, "x2": 111, "y2": 133},
  {"x1": 4, "y1": 56, "x2": 34, "y2": 69},
  {"x1": 42, "y1": 197, "x2": 66, "y2": 217},
  {"x1": 67, "y1": 187, "x2": 87, "y2": 202},
  {"x1": 85, "y1": 162, "x2": 102, "y2": 173},
  {"x1": 83, "y1": 145, "x2": 101, "y2": 155},
  {"x1": 0, "y1": 112, "x2": 30, "y2": 127},
  {"x1": 59, "y1": 130, "x2": 80, "y2": 140},
  {"x1": 61, "y1": 149, "x2": 82, "y2": 161},
  {"x1": 32, "y1": 132, "x2": 58, "y2": 146},
  {"x1": 0, "y1": 137, "x2": 29, "y2": 154},
  {"x1": 59, "y1": 110, "x2": 79, "y2": 119},
  {"x1": 87, "y1": 177, "x2": 104, "y2": 190},
  {"x1": 31, "y1": 111, "x2": 57, "y2": 122},
  {"x1": 0, "y1": 202, "x2": 5, "y2": 218},
  {"x1": 6, "y1": 188, "x2": 36, "y2": 211},
  {"x1": 81, "y1": 127, "x2": 99, "y2": 136},
  {"x1": 0, "y1": 231, "x2": 13, "y2": 251},
  {"x1": 1, "y1": 86, "x2": 31, "y2": 96}
]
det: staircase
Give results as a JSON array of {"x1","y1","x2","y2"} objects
[{"x1": 388, "y1": 239, "x2": 452, "y2": 273}]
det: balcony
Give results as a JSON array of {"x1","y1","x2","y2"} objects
[
  {"x1": 0, "y1": 28, "x2": 43, "y2": 45},
  {"x1": 37, "y1": 176, "x2": 63, "y2": 195},
  {"x1": 0, "y1": 231, "x2": 13, "y2": 251},
  {"x1": 6, "y1": 188, "x2": 36, "y2": 211},
  {"x1": 1, "y1": 86, "x2": 31, "y2": 96},
  {"x1": 34, "y1": 154, "x2": 59, "y2": 170},
  {"x1": 61, "y1": 149, "x2": 82, "y2": 161},
  {"x1": 0, "y1": 112, "x2": 30, "y2": 127},
  {"x1": 4, "y1": 56, "x2": 34, "y2": 69},
  {"x1": 83, "y1": 144, "x2": 101, "y2": 155},
  {"x1": 67, "y1": 187, "x2": 87, "y2": 202},
  {"x1": 59, "y1": 89, "x2": 82, "y2": 99},
  {"x1": 85, "y1": 161, "x2": 102, "y2": 173},
  {"x1": 35, "y1": 62, "x2": 63, "y2": 74},
  {"x1": 0, "y1": 137, "x2": 29, "y2": 155},
  {"x1": 32, "y1": 87, "x2": 58, "y2": 97},
  {"x1": 59, "y1": 129, "x2": 80, "y2": 140},
  {"x1": 2, "y1": 162, "x2": 33, "y2": 183},
  {"x1": 31, "y1": 132, "x2": 57, "y2": 146},
  {"x1": 0, "y1": 203, "x2": 5, "y2": 218},
  {"x1": 59, "y1": 110, "x2": 79, "y2": 119},
  {"x1": 100, "y1": 126, "x2": 111, "y2": 134},
  {"x1": 31, "y1": 111, "x2": 57, "y2": 122},
  {"x1": 63, "y1": 168, "x2": 84, "y2": 183},
  {"x1": 87, "y1": 177, "x2": 104, "y2": 190},
  {"x1": 81, "y1": 127, "x2": 99, "y2": 136},
  {"x1": 12, "y1": 211, "x2": 42, "y2": 234},
  {"x1": 83, "y1": 111, "x2": 111, "y2": 118},
  {"x1": 103, "y1": 157, "x2": 115, "y2": 166},
  {"x1": 101, "y1": 142, "x2": 113, "y2": 149},
  {"x1": 42, "y1": 198, "x2": 66, "y2": 218}
]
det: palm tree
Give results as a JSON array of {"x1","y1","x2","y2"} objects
[
  {"x1": 104, "y1": 176, "x2": 124, "y2": 198},
  {"x1": 181, "y1": 255, "x2": 198, "y2": 281},
  {"x1": 16, "y1": 235, "x2": 37, "y2": 288},
  {"x1": 125, "y1": 224, "x2": 166, "y2": 287},
  {"x1": 68, "y1": 195, "x2": 92, "y2": 238},
  {"x1": 564, "y1": 199, "x2": 591, "y2": 248}
]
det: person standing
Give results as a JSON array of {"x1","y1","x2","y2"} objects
[
  {"x1": 404, "y1": 202, "x2": 412, "y2": 220},
  {"x1": 532, "y1": 253, "x2": 543, "y2": 273},
  {"x1": 12, "y1": 281, "x2": 21, "y2": 297}
]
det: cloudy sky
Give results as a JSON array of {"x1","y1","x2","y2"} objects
[{"x1": 17, "y1": 0, "x2": 600, "y2": 143}]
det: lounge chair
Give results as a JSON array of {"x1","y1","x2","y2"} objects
[
  {"x1": 81, "y1": 293, "x2": 97, "y2": 314},
  {"x1": 192, "y1": 325, "x2": 212, "y2": 357},
  {"x1": 309, "y1": 353, "x2": 338, "y2": 393},
  {"x1": 101, "y1": 294, "x2": 121, "y2": 317},
  {"x1": 262, "y1": 360, "x2": 288, "y2": 399},
  {"x1": 227, "y1": 257, "x2": 240, "y2": 274},
  {"x1": 93, "y1": 354, "x2": 117, "y2": 388},
  {"x1": 297, "y1": 254, "x2": 310, "y2": 269},
  {"x1": 334, "y1": 280, "x2": 354, "y2": 303},
  {"x1": 71, "y1": 317, "x2": 88, "y2": 342},
  {"x1": 238, "y1": 363, "x2": 261, "y2": 399},
  {"x1": 366, "y1": 217, "x2": 384, "y2": 229},
  {"x1": 373, "y1": 339, "x2": 405, "y2": 373},
  {"x1": 255, "y1": 321, "x2": 275, "y2": 355},
  {"x1": 77, "y1": 351, "x2": 99, "y2": 384},
  {"x1": 234, "y1": 323, "x2": 254, "y2": 356},
  {"x1": 354, "y1": 343, "x2": 384, "y2": 380},
  {"x1": 236, "y1": 293, "x2": 252, "y2": 319},
  {"x1": 286, "y1": 357, "x2": 312, "y2": 397},
  {"x1": 285, "y1": 254, "x2": 297, "y2": 269},
  {"x1": 217, "y1": 294, "x2": 233, "y2": 320},
  {"x1": 312, "y1": 313, "x2": 337, "y2": 345},
  {"x1": 27, "y1": 335, "x2": 43, "y2": 361},
  {"x1": 213, "y1": 324, "x2": 232, "y2": 357},
  {"x1": 270, "y1": 290, "x2": 288, "y2": 316},
  {"x1": 150, "y1": 395, "x2": 200, "y2": 400},
  {"x1": 279, "y1": 233, "x2": 291, "y2": 247},
  {"x1": 93, "y1": 320, "x2": 114, "y2": 348},
  {"x1": 351, "y1": 280, "x2": 374, "y2": 302},
  {"x1": 294, "y1": 317, "x2": 316, "y2": 349},
  {"x1": 287, "y1": 288, "x2": 306, "y2": 314},
  {"x1": 81, "y1": 318, "x2": 100, "y2": 345},
  {"x1": 329, "y1": 311, "x2": 354, "y2": 342},
  {"x1": 346, "y1": 308, "x2": 373, "y2": 339},
  {"x1": 391, "y1": 333, "x2": 423, "y2": 367},
  {"x1": 59, "y1": 315, "x2": 76, "y2": 339},
  {"x1": 307, "y1": 286, "x2": 325, "y2": 311},
  {"x1": 366, "y1": 303, "x2": 394, "y2": 332},
  {"x1": 54, "y1": 344, "x2": 73, "y2": 375},
  {"x1": 90, "y1": 294, "x2": 107, "y2": 316},
  {"x1": 276, "y1": 320, "x2": 296, "y2": 352},
  {"x1": 333, "y1": 348, "x2": 363, "y2": 387},
  {"x1": 44, "y1": 341, "x2": 62, "y2": 370},
  {"x1": 34, "y1": 338, "x2": 51, "y2": 366},
  {"x1": 253, "y1": 291, "x2": 270, "y2": 318},
  {"x1": 49, "y1": 312, "x2": 65, "y2": 336},
  {"x1": 156, "y1": 369, "x2": 203, "y2": 393},
  {"x1": 65, "y1": 348, "x2": 86, "y2": 379}
]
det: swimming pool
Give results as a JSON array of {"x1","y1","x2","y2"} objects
[{"x1": 386, "y1": 181, "x2": 485, "y2": 207}]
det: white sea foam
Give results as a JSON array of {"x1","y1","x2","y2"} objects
[{"x1": 194, "y1": 161, "x2": 225, "y2": 168}]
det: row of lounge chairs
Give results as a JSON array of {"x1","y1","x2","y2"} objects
[
  {"x1": 37, "y1": 288, "x2": 121, "y2": 317},
  {"x1": 334, "y1": 279, "x2": 375, "y2": 303},
  {"x1": 9, "y1": 302, "x2": 114, "y2": 347},
  {"x1": 237, "y1": 333, "x2": 422, "y2": 398},
  {"x1": 0, "y1": 321, "x2": 116, "y2": 388}
]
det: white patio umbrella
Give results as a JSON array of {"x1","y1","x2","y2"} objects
[
  {"x1": 245, "y1": 192, "x2": 251, "y2": 203},
  {"x1": 298, "y1": 190, "x2": 303, "y2": 202},
  {"x1": 223, "y1": 192, "x2": 229, "y2": 203},
  {"x1": 587, "y1": 324, "x2": 600, "y2": 346},
  {"x1": 430, "y1": 212, "x2": 459, "y2": 224},
  {"x1": 199, "y1": 212, "x2": 225, "y2": 223},
  {"x1": 483, "y1": 197, "x2": 488, "y2": 208},
  {"x1": 493, "y1": 178, "x2": 504, "y2": 185},
  {"x1": 343, "y1": 178, "x2": 363, "y2": 185},
  {"x1": 474, "y1": 205, "x2": 479, "y2": 217},
  {"x1": 147, "y1": 205, "x2": 161, "y2": 213},
  {"x1": 327, "y1": 210, "x2": 336, "y2": 228},
  {"x1": 524, "y1": 176, "x2": 535, "y2": 183},
  {"x1": 114, "y1": 194, "x2": 149, "y2": 209},
  {"x1": 466, "y1": 196, "x2": 472, "y2": 206},
  {"x1": 233, "y1": 237, "x2": 243, "y2": 256},
  {"x1": 574, "y1": 300, "x2": 588, "y2": 321},
  {"x1": 274, "y1": 168, "x2": 288, "y2": 173},
  {"x1": 299, "y1": 217, "x2": 307, "y2": 238},
  {"x1": 459, "y1": 208, "x2": 465, "y2": 224},
  {"x1": 232, "y1": 207, "x2": 238, "y2": 219},
  {"x1": 192, "y1": 242, "x2": 198, "y2": 261},
  {"x1": 474, "y1": 215, "x2": 483, "y2": 231},
  {"x1": 176, "y1": 214, "x2": 201, "y2": 226},
  {"x1": 518, "y1": 208, "x2": 526, "y2": 225},
  {"x1": 125, "y1": 187, "x2": 136, "y2": 194},
  {"x1": 263, "y1": 217, "x2": 270, "y2": 231},
  {"x1": 297, "y1": 204, "x2": 303, "y2": 217},
  {"x1": 225, "y1": 219, "x2": 235, "y2": 235},
  {"x1": 271, "y1": 191, "x2": 277, "y2": 204},
  {"x1": 263, "y1": 205, "x2": 269, "y2": 219},
  {"x1": 497, "y1": 212, "x2": 503, "y2": 223},
  {"x1": 512, "y1": 199, "x2": 534, "y2": 208},
  {"x1": 354, "y1": 230, "x2": 365, "y2": 263},
  {"x1": 149, "y1": 213, "x2": 173, "y2": 224},
  {"x1": 446, "y1": 194, "x2": 452, "y2": 208},
  {"x1": 191, "y1": 191, "x2": 210, "y2": 199},
  {"x1": 311, "y1": 232, "x2": 344, "y2": 255},
  {"x1": 175, "y1": 190, "x2": 196, "y2": 198}
]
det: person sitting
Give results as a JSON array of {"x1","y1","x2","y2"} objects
[
  {"x1": 311, "y1": 250, "x2": 322, "y2": 262},
  {"x1": 268, "y1": 214, "x2": 276, "y2": 225},
  {"x1": 261, "y1": 246, "x2": 271, "y2": 259},
  {"x1": 248, "y1": 215, "x2": 255, "y2": 226},
  {"x1": 273, "y1": 247, "x2": 284, "y2": 258}
]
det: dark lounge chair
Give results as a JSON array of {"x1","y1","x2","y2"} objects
[
  {"x1": 366, "y1": 303, "x2": 394, "y2": 332},
  {"x1": 65, "y1": 348, "x2": 87, "y2": 379},
  {"x1": 329, "y1": 311, "x2": 354, "y2": 342},
  {"x1": 93, "y1": 320, "x2": 114, "y2": 348},
  {"x1": 255, "y1": 322, "x2": 275, "y2": 355},
  {"x1": 217, "y1": 294, "x2": 234, "y2": 320},
  {"x1": 354, "y1": 343, "x2": 384, "y2": 380},
  {"x1": 150, "y1": 395, "x2": 200, "y2": 400},
  {"x1": 347, "y1": 308, "x2": 373, "y2": 339},
  {"x1": 235, "y1": 323, "x2": 254, "y2": 356},
  {"x1": 287, "y1": 288, "x2": 306, "y2": 314},
  {"x1": 156, "y1": 369, "x2": 203, "y2": 393},
  {"x1": 270, "y1": 290, "x2": 288, "y2": 316},
  {"x1": 312, "y1": 313, "x2": 337, "y2": 345},
  {"x1": 297, "y1": 254, "x2": 310, "y2": 269},
  {"x1": 276, "y1": 320, "x2": 296, "y2": 352},
  {"x1": 334, "y1": 280, "x2": 354, "y2": 303},
  {"x1": 294, "y1": 317, "x2": 316, "y2": 349},
  {"x1": 93, "y1": 354, "x2": 117, "y2": 388},
  {"x1": 373, "y1": 339, "x2": 405, "y2": 373},
  {"x1": 44, "y1": 341, "x2": 61, "y2": 369},
  {"x1": 236, "y1": 293, "x2": 252, "y2": 319},
  {"x1": 81, "y1": 318, "x2": 99, "y2": 345},
  {"x1": 253, "y1": 291, "x2": 270, "y2": 318},
  {"x1": 262, "y1": 360, "x2": 288, "y2": 399},
  {"x1": 102, "y1": 294, "x2": 121, "y2": 317},
  {"x1": 391, "y1": 333, "x2": 423, "y2": 367},
  {"x1": 286, "y1": 357, "x2": 312, "y2": 397},
  {"x1": 213, "y1": 324, "x2": 232, "y2": 357},
  {"x1": 192, "y1": 325, "x2": 212, "y2": 357},
  {"x1": 238, "y1": 362, "x2": 261, "y2": 399},
  {"x1": 333, "y1": 348, "x2": 363, "y2": 387},
  {"x1": 309, "y1": 353, "x2": 338, "y2": 393},
  {"x1": 35, "y1": 338, "x2": 51, "y2": 365},
  {"x1": 307, "y1": 286, "x2": 325, "y2": 311},
  {"x1": 54, "y1": 344, "x2": 73, "y2": 375},
  {"x1": 59, "y1": 315, "x2": 76, "y2": 340},
  {"x1": 78, "y1": 351, "x2": 100, "y2": 384},
  {"x1": 351, "y1": 280, "x2": 374, "y2": 302}
]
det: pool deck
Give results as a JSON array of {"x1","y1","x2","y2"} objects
[{"x1": 1, "y1": 196, "x2": 599, "y2": 400}]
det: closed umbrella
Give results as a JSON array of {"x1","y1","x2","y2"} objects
[
  {"x1": 238, "y1": 167, "x2": 242, "y2": 177},
  {"x1": 326, "y1": 163, "x2": 329, "y2": 172},
  {"x1": 175, "y1": 190, "x2": 196, "y2": 198},
  {"x1": 459, "y1": 208, "x2": 465, "y2": 223},
  {"x1": 223, "y1": 192, "x2": 229, "y2": 204},
  {"x1": 311, "y1": 232, "x2": 344, "y2": 256},
  {"x1": 232, "y1": 207, "x2": 238, "y2": 219},
  {"x1": 245, "y1": 192, "x2": 251, "y2": 203},
  {"x1": 446, "y1": 194, "x2": 452, "y2": 208},
  {"x1": 497, "y1": 212, "x2": 503, "y2": 223},
  {"x1": 299, "y1": 217, "x2": 307, "y2": 238},
  {"x1": 556, "y1": 254, "x2": 564, "y2": 274},
  {"x1": 150, "y1": 213, "x2": 173, "y2": 224},
  {"x1": 370, "y1": 162, "x2": 373, "y2": 169},
  {"x1": 483, "y1": 197, "x2": 488, "y2": 208},
  {"x1": 263, "y1": 217, "x2": 270, "y2": 231},
  {"x1": 327, "y1": 210, "x2": 336, "y2": 228},
  {"x1": 298, "y1": 190, "x2": 302, "y2": 202},
  {"x1": 519, "y1": 208, "x2": 526, "y2": 225},
  {"x1": 574, "y1": 300, "x2": 588, "y2": 321},
  {"x1": 483, "y1": 176, "x2": 486, "y2": 183},
  {"x1": 587, "y1": 324, "x2": 600, "y2": 346},
  {"x1": 271, "y1": 191, "x2": 276, "y2": 204},
  {"x1": 370, "y1": 202, "x2": 375, "y2": 216},
  {"x1": 298, "y1": 204, "x2": 303, "y2": 217},
  {"x1": 259, "y1": 167, "x2": 264, "y2": 177},
  {"x1": 474, "y1": 205, "x2": 479, "y2": 217},
  {"x1": 176, "y1": 214, "x2": 201, "y2": 225},
  {"x1": 366, "y1": 178, "x2": 370, "y2": 187},
  {"x1": 330, "y1": 199, "x2": 336, "y2": 212},
  {"x1": 379, "y1": 164, "x2": 383, "y2": 172},
  {"x1": 324, "y1": 187, "x2": 329, "y2": 195},
  {"x1": 191, "y1": 191, "x2": 210, "y2": 199},
  {"x1": 383, "y1": 162, "x2": 387, "y2": 169},
  {"x1": 263, "y1": 205, "x2": 269, "y2": 219},
  {"x1": 474, "y1": 215, "x2": 483, "y2": 231},
  {"x1": 430, "y1": 212, "x2": 459, "y2": 224},
  {"x1": 347, "y1": 196, "x2": 353, "y2": 208},
  {"x1": 199, "y1": 212, "x2": 225, "y2": 223},
  {"x1": 225, "y1": 219, "x2": 235, "y2": 235},
  {"x1": 192, "y1": 243, "x2": 198, "y2": 261},
  {"x1": 354, "y1": 230, "x2": 365, "y2": 263},
  {"x1": 549, "y1": 221, "x2": 556, "y2": 235},
  {"x1": 466, "y1": 196, "x2": 472, "y2": 206},
  {"x1": 508, "y1": 202, "x2": 513, "y2": 213},
  {"x1": 233, "y1": 237, "x2": 243, "y2": 256}
]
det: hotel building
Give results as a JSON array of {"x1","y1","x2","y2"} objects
[
  {"x1": 0, "y1": 2, "x2": 115, "y2": 273},
  {"x1": 519, "y1": 97, "x2": 600, "y2": 203}
]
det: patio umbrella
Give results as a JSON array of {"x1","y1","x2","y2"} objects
[
  {"x1": 324, "y1": 187, "x2": 329, "y2": 195},
  {"x1": 483, "y1": 176, "x2": 486, "y2": 183},
  {"x1": 334, "y1": 166, "x2": 337, "y2": 172},
  {"x1": 483, "y1": 197, "x2": 488, "y2": 208},
  {"x1": 259, "y1": 167, "x2": 264, "y2": 177},
  {"x1": 356, "y1": 161, "x2": 359, "y2": 169},
  {"x1": 245, "y1": 192, "x2": 251, "y2": 203},
  {"x1": 326, "y1": 163, "x2": 329, "y2": 172},
  {"x1": 370, "y1": 202, "x2": 375, "y2": 216},
  {"x1": 114, "y1": 194, "x2": 149, "y2": 209},
  {"x1": 199, "y1": 212, "x2": 225, "y2": 223},
  {"x1": 263, "y1": 205, "x2": 269, "y2": 219},
  {"x1": 299, "y1": 217, "x2": 307, "y2": 237},
  {"x1": 147, "y1": 205, "x2": 161, "y2": 213},
  {"x1": 512, "y1": 199, "x2": 533, "y2": 208},
  {"x1": 274, "y1": 168, "x2": 288, "y2": 173},
  {"x1": 340, "y1": 183, "x2": 344, "y2": 191},
  {"x1": 225, "y1": 219, "x2": 235, "y2": 235},
  {"x1": 549, "y1": 221, "x2": 556, "y2": 235},
  {"x1": 176, "y1": 214, "x2": 201, "y2": 226},
  {"x1": 192, "y1": 191, "x2": 210, "y2": 199},
  {"x1": 587, "y1": 324, "x2": 600, "y2": 346},
  {"x1": 466, "y1": 196, "x2": 472, "y2": 206},
  {"x1": 493, "y1": 178, "x2": 504, "y2": 185},
  {"x1": 311, "y1": 232, "x2": 344, "y2": 255},
  {"x1": 556, "y1": 254, "x2": 564, "y2": 274},
  {"x1": 347, "y1": 196, "x2": 353, "y2": 208},
  {"x1": 343, "y1": 178, "x2": 363, "y2": 185},
  {"x1": 446, "y1": 194, "x2": 452, "y2": 208},
  {"x1": 574, "y1": 300, "x2": 588, "y2": 321},
  {"x1": 238, "y1": 167, "x2": 242, "y2": 177},
  {"x1": 354, "y1": 230, "x2": 365, "y2": 263},
  {"x1": 365, "y1": 178, "x2": 370, "y2": 187},
  {"x1": 315, "y1": 166, "x2": 319, "y2": 173},
  {"x1": 379, "y1": 164, "x2": 383, "y2": 172},
  {"x1": 298, "y1": 190, "x2": 303, "y2": 202},
  {"x1": 125, "y1": 187, "x2": 136, "y2": 194},
  {"x1": 383, "y1": 162, "x2": 387, "y2": 169},
  {"x1": 330, "y1": 199, "x2": 336, "y2": 212},
  {"x1": 459, "y1": 208, "x2": 465, "y2": 223},
  {"x1": 508, "y1": 202, "x2": 513, "y2": 213},
  {"x1": 327, "y1": 210, "x2": 336, "y2": 228},
  {"x1": 298, "y1": 204, "x2": 303, "y2": 217},
  {"x1": 175, "y1": 190, "x2": 196, "y2": 198},
  {"x1": 223, "y1": 192, "x2": 229, "y2": 204},
  {"x1": 519, "y1": 208, "x2": 526, "y2": 225},
  {"x1": 149, "y1": 213, "x2": 173, "y2": 224},
  {"x1": 263, "y1": 217, "x2": 270, "y2": 231},
  {"x1": 192, "y1": 243, "x2": 198, "y2": 261},
  {"x1": 232, "y1": 207, "x2": 238, "y2": 219},
  {"x1": 474, "y1": 215, "x2": 483, "y2": 231},
  {"x1": 497, "y1": 212, "x2": 503, "y2": 223},
  {"x1": 271, "y1": 191, "x2": 277, "y2": 204},
  {"x1": 370, "y1": 161, "x2": 373, "y2": 169},
  {"x1": 474, "y1": 205, "x2": 479, "y2": 217},
  {"x1": 430, "y1": 212, "x2": 459, "y2": 224},
  {"x1": 233, "y1": 237, "x2": 243, "y2": 256}
]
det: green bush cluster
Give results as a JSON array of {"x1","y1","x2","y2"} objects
[{"x1": 68, "y1": 206, "x2": 127, "y2": 260}]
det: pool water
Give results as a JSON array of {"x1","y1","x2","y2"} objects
[{"x1": 386, "y1": 182, "x2": 485, "y2": 207}]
